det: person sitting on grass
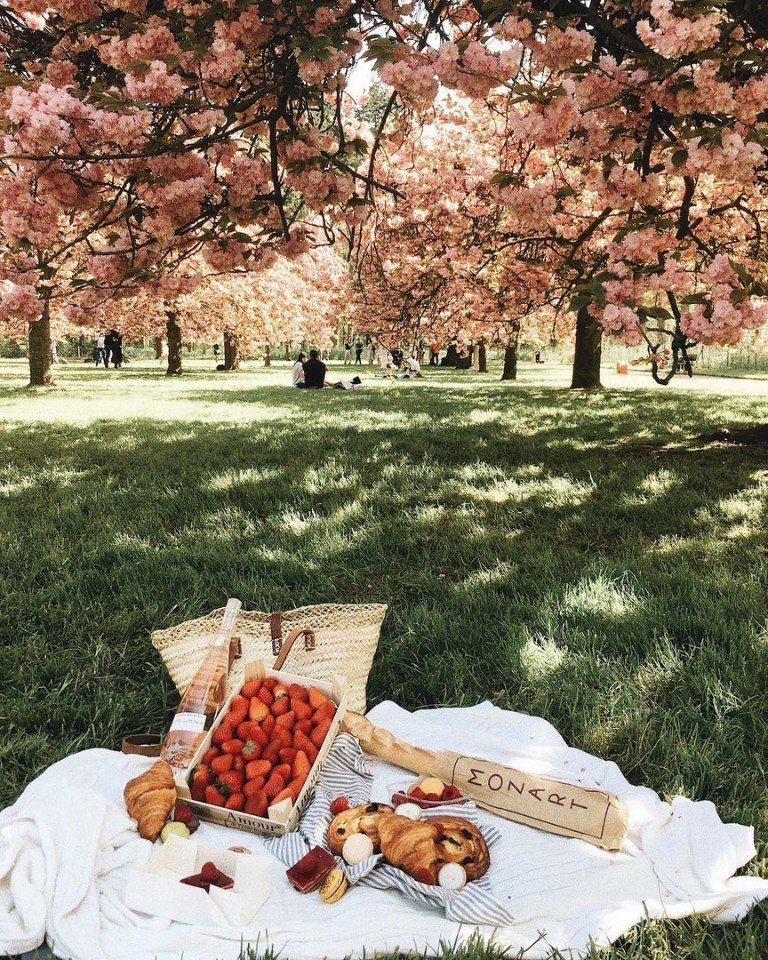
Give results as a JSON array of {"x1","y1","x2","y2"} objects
[
  {"x1": 292, "y1": 352, "x2": 307, "y2": 388},
  {"x1": 302, "y1": 349, "x2": 333, "y2": 389},
  {"x1": 400, "y1": 354, "x2": 422, "y2": 378}
]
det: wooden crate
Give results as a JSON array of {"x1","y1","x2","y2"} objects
[{"x1": 175, "y1": 659, "x2": 347, "y2": 836}]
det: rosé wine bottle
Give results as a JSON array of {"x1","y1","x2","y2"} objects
[{"x1": 161, "y1": 598, "x2": 242, "y2": 772}]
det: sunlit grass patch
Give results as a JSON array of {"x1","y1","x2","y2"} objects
[{"x1": 0, "y1": 358, "x2": 767, "y2": 960}]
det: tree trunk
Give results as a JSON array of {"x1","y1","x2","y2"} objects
[
  {"x1": 166, "y1": 311, "x2": 182, "y2": 376},
  {"x1": 28, "y1": 291, "x2": 54, "y2": 386},
  {"x1": 153, "y1": 336, "x2": 163, "y2": 360},
  {"x1": 284, "y1": 342, "x2": 290, "y2": 361},
  {"x1": 264, "y1": 342, "x2": 271, "y2": 367},
  {"x1": 224, "y1": 331, "x2": 239, "y2": 370},
  {"x1": 478, "y1": 341, "x2": 487, "y2": 373},
  {"x1": 501, "y1": 341, "x2": 518, "y2": 381},
  {"x1": 571, "y1": 305, "x2": 603, "y2": 389}
]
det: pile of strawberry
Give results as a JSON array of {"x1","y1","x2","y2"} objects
[{"x1": 189, "y1": 677, "x2": 336, "y2": 817}]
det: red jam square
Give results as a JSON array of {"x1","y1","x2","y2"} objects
[{"x1": 286, "y1": 846, "x2": 336, "y2": 893}]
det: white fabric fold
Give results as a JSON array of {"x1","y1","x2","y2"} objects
[{"x1": 0, "y1": 703, "x2": 765, "y2": 960}]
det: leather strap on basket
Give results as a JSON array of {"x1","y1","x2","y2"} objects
[{"x1": 270, "y1": 610, "x2": 316, "y2": 670}]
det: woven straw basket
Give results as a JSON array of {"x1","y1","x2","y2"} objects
[{"x1": 151, "y1": 603, "x2": 387, "y2": 714}]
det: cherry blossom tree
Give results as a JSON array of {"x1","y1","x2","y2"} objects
[
  {"x1": 374, "y1": 1, "x2": 768, "y2": 387},
  {"x1": 66, "y1": 246, "x2": 352, "y2": 374},
  {"x1": 0, "y1": 1, "x2": 387, "y2": 385}
]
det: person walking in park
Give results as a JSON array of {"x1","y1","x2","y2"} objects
[
  {"x1": 429, "y1": 342, "x2": 440, "y2": 366},
  {"x1": 95, "y1": 332, "x2": 107, "y2": 367},
  {"x1": 343, "y1": 339, "x2": 353, "y2": 364},
  {"x1": 104, "y1": 330, "x2": 115, "y2": 368},
  {"x1": 109, "y1": 330, "x2": 123, "y2": 368},
  {"x1": 292, "y1": 352, "x2": 307, "y2": 387},
  {"x1": 355, "y1": 339, "x2": 363, "y2": 365}
]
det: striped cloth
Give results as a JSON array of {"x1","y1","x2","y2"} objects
[{"x1": 264, "y1": 733, "x2": 513, "y2": 926}]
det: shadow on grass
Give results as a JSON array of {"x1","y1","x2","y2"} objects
[{"x1": 2, "y1": 377, "x2": 767, "y2": 956}]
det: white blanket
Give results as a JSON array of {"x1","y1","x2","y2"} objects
[{"x1": 2, "y1": 701, "x2": 766, "y2": 960}]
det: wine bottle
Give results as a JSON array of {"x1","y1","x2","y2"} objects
[{"x1": 161, "y1": 598, "x2": 242, "y2": 772}]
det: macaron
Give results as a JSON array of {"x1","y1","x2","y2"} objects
[
  {"x1": 319, "y1": 867, "x2": 349, "y2": 904},
  {"x1": 342, "y1": 833, "x2": 374, "y2": 866},
  {"x1": 395, "y1": 802, "x2": 423, "y2": 820},
  {"x1": 438, "y1": 863, "x2": 467, "y2": 891}
]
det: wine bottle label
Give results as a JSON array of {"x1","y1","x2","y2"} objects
[{"x1": 169, "y1": 711, "x2": 207, "y2": 734}]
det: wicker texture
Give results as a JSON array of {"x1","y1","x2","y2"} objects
[{"x1": 151, "y1": 603, "x2": 387, "y2": 713}]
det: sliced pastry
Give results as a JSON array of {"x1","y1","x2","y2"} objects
[{"x1": 327, "y1": 801, "x2": 394, "y2": 856}]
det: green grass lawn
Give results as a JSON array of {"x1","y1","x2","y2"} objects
[{"x1": 1, "y1": 358, "x2": 767, "y2": 959}]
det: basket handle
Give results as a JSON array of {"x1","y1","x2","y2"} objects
[{"x1": 270, "y1": 611, "x2": 316, "y2": 670}]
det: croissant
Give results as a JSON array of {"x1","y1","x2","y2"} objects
[
  {"x1": 378, "y1": 813, "x2": 490, "y2": 883},
  {"x1": 124, "y1": 759, "x2": 176, "y2": 841}
]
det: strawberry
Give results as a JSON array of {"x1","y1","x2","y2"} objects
[
  {"x1": 292, "y1": 750, "x2": 312, "y2": 780},
  {"x1": 190, "y1": 781, "x2": 206, "y2": 802},
  {"x1": 330, "y1": 796, "x2": 350, "y2": 816},
  {"x1": 218, "y1": 770, "x2": 245, "y2": 794},
  {"x1": 275, "y1": 710, "x2": 295, "y2": 728},
  {"x1": 273, "y1": 683, "x2": 290, "y2": 699},
  {"x1": 272, "y1": 762, "x2": 292, "y2": 783},
  {"x1": 310, "y1": 717, "x2": 332, "y2": 749},
  {"x1": 312, "y1": 700, "x2": 336, "y2": 724},
  {"x1": 291, "y1": 699, "x2": 313, "y2": 722},
  {"x1": 288, "y1": 683, "x2": 309, "y2": 703},
  {"x1": 202, "y1": 747, "x2": 221, "y2": 765},
  {"x1": 233, "y1": 755, "x2": 245, "y2": 773},
  {"x1": 408, "y1": 786, "x2": 426, "y2": 800},
  {"x1": 241, "y1": 739, "x2": 262, "y2": 761},
  {"x1": 257, "y1": 686, "x2": 274, "y2": 706},
  {"x1": 174, "y1": 804, "x2": 200, "y2": 832},
  {"x1": 237, "y1": 720, "x2": 256, "y2": 741},
  {"x1": 244, "y1": 777, "x2": 267, "y2": 798},
  {"x1": 293, "y1": 731, "x2": 318, "y2": 764},
  {"x1": 245, "y1": 758, "x2": 272, "y2": 780},
  {"x1": 228, "y1": 695, "x2": 249, "y2": 725},
  {"x1": 424, "y1": 793, "x2": 442, "y2": 802},
  {"x1": 249, "y1": 699, "x2": 269, "y2": 723},
  {"x1": 261, "y1": 714, "x2": 276, "y2": 737},
  {"x1": 288, "y1": 775, "x2": 307, "y2": 801},
  {"x1": 221, "y1": 738, "x2": 244, "y2": 755},
  {"x1": 279, "y1": 747, "x2": 298, "y2": 764},
  {"x1": 296, "y1": 718, "x2": 313, "y2": 735},
  {"x1": 263, "y1": 740, "x2": 282, "y2": 765},
  {"x1": 413, "y1": 869, "x2": 435, "y2": 885},
  {"x1": 442, "y1": 785, "x2": 462, "y2": 801},
  {"x1": 205, "y1": 785, "x2": 228, "y2": 807},
  {"x1": 271, "y1": 696, "x2": 290, "y2": 717},
  {"x1": 225, "y1": 792, "x2": 245, "y2": 811},
  {"x1": 273, "y1": 727, "x2": 292, "y2": 748},
  {"x1": 270, "y1": 786, "x2": 294, "y2": 806},
  {"x1": 244, "y1": 791, "x2": 268, "y2": 818},
  {"x1": 190, "y1": 766, "x2": 209, "y2": 802},
  {"x1": 174, "y1": 803, "x2": 195, "y2": 824},
  {"x1": 210, "y1": 754, "x2": 234, "y2": 775},
  {"x1": 211, "y1": 722, "x2": 233, "y2": 746},
  {"x1": 263, "y1": 772, "x2": 286, "y2": 800},
  {"x1": 241, "y1": 679, "x2": 261, "y2": 699},
  {"x1": 308, "y1": 686, "x2": 329, "y2": 710},
  {"x1": 200, "y1": 861, "x2": 220, "y2": 883},
  {"x1": 262, "y1": 677, "x2": 278, "y2": 691}
]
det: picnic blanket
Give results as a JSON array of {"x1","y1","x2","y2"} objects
[{"x1": 2, "y1": 701, "x2": 767, "y2": 960}]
